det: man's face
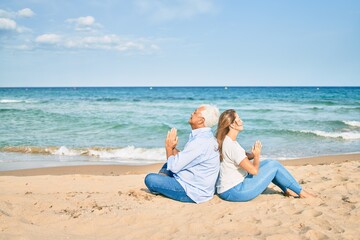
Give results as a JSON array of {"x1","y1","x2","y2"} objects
[{"x1": 188, "y1": 106, "x2": 205, "y2": 128}]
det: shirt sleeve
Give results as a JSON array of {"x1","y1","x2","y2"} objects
[
  {"x1": 166, "y1": 139, "x2": 204, "y2": 173},
  {"x1": 228, "y1": 142, "x2": 247, "y2": 166}
]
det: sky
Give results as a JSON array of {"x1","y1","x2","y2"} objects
[{"x1": 0, "y1": 0, "x2": 359, "y2": 87}]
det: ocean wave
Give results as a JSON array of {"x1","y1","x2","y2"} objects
[
  {"x1": 306, "y1": 100, "x2": 337, "y2": 106},
  {"x1": 343, "y1": 121, "x2": 360, "y2": 128},
  {"x1": 0, "y1": 108, "x2": 73, "y2": 119},
  {"x1": 335, "y1": 107, "x2": 360, "y2": 112},
  {"x1": 0, "y1": 108, "x2": 23, "y2": 113},
  {"x1": 241, "y1": 109, "x2": 273, "y2": 113},
  {"x1": 263, "y1": 128, "x2": 360, "y2": 140},
  {"x1": 95, "y1": 97, "x2": 120, "y2": 102},
  {"x1": 239, "y1": 107, "x2": 295, "y2": 113},
  {"x1": 300, "y1": 130, "x2": 360, "y2": 140},
  {"x1": 109, "y1": 123, "x2": 130, "y2": 129},
  {"x1": 86, "y1": 146, "x2": 165, "y2": 160},
  {"x1": 307, "y1": 107, "x2": 324, "y2": 111},
  {"x1": 304, "y1": 120, "x2": 360, "y2": 128},
  {"x1": 1, "y1": 146, "x2": 57, "y2": 154},
  {"x1": 0, "y1": 146, "x2": 166, "y2": 161},
  {"x1": 0, "y1": 99, "x2": 36, "y2": 103}
]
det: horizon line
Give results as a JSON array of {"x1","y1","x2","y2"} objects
[{"x1": 0, "y1": 85, "x2": 359, "y2": 88}]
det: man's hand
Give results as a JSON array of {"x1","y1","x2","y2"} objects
[{"x1": 165, "y1": 128, "x2": 178, "y2": 153}]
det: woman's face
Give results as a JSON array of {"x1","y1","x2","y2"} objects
[{"x1": 232, "y1": 113, "x2": 243, "y2": 131}]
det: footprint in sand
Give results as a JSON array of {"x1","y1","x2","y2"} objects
[
  {"x1": 298, "y1": 179, "x2": 307, "y2": 184},
  {"x1": 1, "y1": 201, "x2": 13, "y2": 210},
  {"x1": 66, "y1": 192, "x2": 76, "y2": 198},
  {"x1": 127, "y1": 190, "x2": 154, "y2": 201},
  {"x1": 261, "y1": 219, "x2": 282, "y2": 227},
  {"x1": 341, "y1": 177, "x2": 349, "y2": 181},
  {"x1": 0, "y1": 209, "x2": 11, "y2": 217},
  {"x1": 300, "y1": 209, "x2": 323, "y2": 217},
  {"x1": 321, "y1": 176, "x2": 331, "y2": 181},
  {"x1": 294, "y1": 210, "x2": 302, "y2": 215},
  {"x1": 341, "y1": 195, "x2": 357, "y2": 204},
  {"x1": 305, "y1": 229, "x2": 329, "y2": 239}
]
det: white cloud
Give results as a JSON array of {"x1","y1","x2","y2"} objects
[
  {"x1": 115, "y1": 41, "x2": 145, "y2": 51},
  {"x1": 0, "y1": 18, "x2": 17, "y2": 30},
  {"x1": 15, "y1": 26, "x2": 32, "y2": 33},
  {"x1": 0, "y1": 9, "x2": 14, "y2": 19},
  {"x1": 14, "y1": 44, "x2": 34, "y2": 50},
  {"x1": 0, "y1": 8, "x2": 35, "y2": 19},
  {"x1": 0, "y1": 8, "x2": 34, "y2": 33},
  {"x1": 66, "y1": 16, "x2": 101, "y2": 31},
  {"x1": 34, "y1": 33, "x2": 158, "y2": 53},
  {"x1": 150, "y1": 44, "x2": 160, "y2": 50},
  {"x1": 1, "y1": 9, "x2": 158, "y2": 54},
  {"x1": 135, "y1": 0, "x2": 215, "y2": 21},
  {"x1": 17, "y1": 8, "x2": 35, "y2": 18},
  {"x1": 35, "y1": 34, "x2": 62, "y2": 44},
  {"x1": 73, "y1": 16, "x2": 94, "y2": 26}
]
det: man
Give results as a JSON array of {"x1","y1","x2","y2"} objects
[{"x1": 144, "y1": 104, "x2": 220, "y2": 203}]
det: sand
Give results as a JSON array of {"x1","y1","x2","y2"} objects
[{"x1": 0, "y1": 154, "x2": 359, "y2": 240}]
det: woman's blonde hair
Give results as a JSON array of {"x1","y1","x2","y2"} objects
[{"x1": 215, "y1": 109, "x2": 236, "y2": 161}]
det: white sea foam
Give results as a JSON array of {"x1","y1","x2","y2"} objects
[
  {"x1": 0, "y1": 99, "x2": 23, "y2": 103},
  {"x1": 49, "y1": 146, "x2": 166, "y2": 161},
  {"x1": 301, "y1": 130, "x2": 360, "y2": 140},
  {"x1": 0, "y1": 99, "x2": 35, "y2": 103},
  {"x1": 343, "y1": 121, "x2": 360, "y2": 128},
  {"x1": 53, "y1": 146, "x2": 82, "y2": 156},
  {"x1": 87, "y1": 146, "x2": 165, "y2": 161}
]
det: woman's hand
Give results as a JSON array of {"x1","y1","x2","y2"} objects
[
  {"x1": 251, "y1": 140, "x2": 262, "y2": 158},
  {"x1": 165, "y1": 128, "x2": 178, "y2": 150},
  {"x1": 240, "y1": 141, "x2": 262, "y2": 175}
]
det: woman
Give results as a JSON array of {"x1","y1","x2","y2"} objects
[{"x1": 215, "y1": 109, "x2": 314, "y2": 202}]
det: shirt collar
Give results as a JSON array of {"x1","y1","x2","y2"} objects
[{"x1": 190, "y1": 127, "x2": 212, "y2": 138}]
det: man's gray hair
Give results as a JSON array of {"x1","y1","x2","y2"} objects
[{"x1": 200, "y1": 104, "x2": 220, "y2": 128}]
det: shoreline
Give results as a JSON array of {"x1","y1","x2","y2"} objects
[{"x1": 0, "y1": 153, "x2": 359, "y2": 176}]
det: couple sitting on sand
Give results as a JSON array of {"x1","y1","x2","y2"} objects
[{"x1": 145, "y1": 104, "x2": 314, "y2": 203}]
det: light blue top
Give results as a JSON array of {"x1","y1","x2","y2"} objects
[{"x1": 167, "y1": 127, "x2": 220, "y2": 203}]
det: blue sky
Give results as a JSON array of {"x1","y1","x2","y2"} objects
[{"x1": 0, "y1": 0, "x2": 359, "y2": 87}]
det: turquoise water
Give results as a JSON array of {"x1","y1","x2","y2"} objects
[{"x1": 0, "y1": 87, "x2": 359, "y2": 170}]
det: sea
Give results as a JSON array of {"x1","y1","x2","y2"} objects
[{"x1": 0, "y1": 87, "x2": 359, "y2": 171}]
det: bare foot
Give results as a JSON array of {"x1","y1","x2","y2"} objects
[
  {"x1": 284, "y1": 189, "x2": 298, "y2": 197},
  {"x1": 299, "y1": 190, "x2": 316, "y2": 198}
]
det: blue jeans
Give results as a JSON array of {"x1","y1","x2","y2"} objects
[
  {"x1": 219, "y1": 160, "x2": 302, "y2": 202},
  {"x1": 144, "y1": 163, "x2": 195, "y2": 203}
]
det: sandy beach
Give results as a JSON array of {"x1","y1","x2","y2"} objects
[{"x1": 0, "y1": 154, "x2": 359, "y2": 240}]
